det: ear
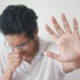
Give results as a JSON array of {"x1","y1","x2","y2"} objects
[{"x1": 34, "y1": 28, "x2": 38, "y2": 39}]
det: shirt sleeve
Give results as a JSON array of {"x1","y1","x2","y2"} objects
[
  {"x1": 54, "y1": 60, "x2": 66, "y2": 80},
  {"x1": 46, "y1": 42, "x2": 66, "y2": 79}
]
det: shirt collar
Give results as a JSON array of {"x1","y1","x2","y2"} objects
[
  {"x1": 36, "y1": 36, "x2": 48, "y2": 56},
  {"x1": 19, "y1": 37, "x2": 49, "y2": 68}
]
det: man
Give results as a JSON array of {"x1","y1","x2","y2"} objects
[{"x1": 0, "y1": 4, "x2": 80, "y2": 80}]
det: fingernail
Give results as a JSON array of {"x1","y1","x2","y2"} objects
[{"x1": 44, "y1": 52, "x2": 53, "y2": 58}]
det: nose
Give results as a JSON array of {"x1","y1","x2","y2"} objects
[{"x1": 14, "y1": 47, "x2": 22, "y2": 53}]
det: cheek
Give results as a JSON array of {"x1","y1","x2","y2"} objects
[
  {"x1": 22, "y1": 40, "x2": 35, "y2": 54},
  {"x1": 22, "y1": 42, "x2": 35, "y2": 55},
  {"x1": 22, "y1": 44, "x2": 33, "y2": 53},
  {"x1": 28, "y1": 40, "x2": 35, "y2": 49}
]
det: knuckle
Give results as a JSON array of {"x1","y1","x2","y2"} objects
[
  {"x1": 74, "y1": 27, "x2": 78, "y2": 30},
  {"x1": 64, "y1": 25, "x2": 68, "y2": 28},
  {"x1": 55, "y1": 26, "x2": 60, "y2": 30},
  {"x1": 50, "y1": 31, "x2": 54, "y2": 35}
]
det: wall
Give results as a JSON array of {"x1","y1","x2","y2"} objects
[{"x1": 0, "y1": 0, "x2": 80, "y2": 80}]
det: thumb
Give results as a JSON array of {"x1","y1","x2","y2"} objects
[{"x1": 44, "y1": 51, "x2": 60, "y2": 61}]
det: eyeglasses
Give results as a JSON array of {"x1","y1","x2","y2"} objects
[{"x1": 4, "y1": 37, "x2": 31, "y2": 50}]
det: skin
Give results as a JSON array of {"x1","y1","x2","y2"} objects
[{"x1": 44, "y1": 13, "x2": 80, "y2": 72}]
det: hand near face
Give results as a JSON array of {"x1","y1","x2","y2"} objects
[
  {"x1": 7, "y1": 51, "x2": 25, "y2": 73},
  {"x1": 44, "y1": 13, "x2": 80, "y2": 65}
]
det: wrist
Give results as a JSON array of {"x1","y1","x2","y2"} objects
[
  {"x1": 6, "y1": 69, "x2": 13, "y2": 75},
  {"x1": 61, "y1": 62, "x2": 73, "y2": 73}
]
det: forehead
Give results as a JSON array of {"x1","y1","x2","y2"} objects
[{"x1": 5, "y1": 33, "x2": 28, "y2": 45}]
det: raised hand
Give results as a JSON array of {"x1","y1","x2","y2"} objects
[{"x1": 44, "y1": 13, "x2": 80, "y2": 63}]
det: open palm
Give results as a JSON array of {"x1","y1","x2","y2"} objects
[{"x1": 44, "y1": 13, "x2": 80, "y2": 62}]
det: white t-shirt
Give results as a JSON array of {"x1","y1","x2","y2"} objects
[{"x1": 0, "y1": 37, "x2": 65, "y2": 80}]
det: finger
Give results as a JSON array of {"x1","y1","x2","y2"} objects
[
  {"x1": 44, "y1": 24, "x2": 59, "y2": 42},
  {"x1": 10, "y1": 57, "x2": 22, "y2": 62},
  {"x1": 61, "y1": 13, "x2": 72, "y2": 33},
  {"x1": 8, "y1": 54, "x2": 19, "y2": 58},
  {"x1": 8, "y1": 52, "x2": 22, "y2": 58},
  {"x1": 73, "y1": 18, "x2": 79, "y2": 34},
  {"x1": 12, "y1": 62, "x2": 21, "y2": 67},
  {"x1": 44, "y1": 51, "x2": 62, "y2": 62},
  {"x1": 51, "y1": 16, "x2": 65, "y2": 36}
]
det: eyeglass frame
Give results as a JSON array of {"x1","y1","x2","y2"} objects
[{"x1": 4, "y1": 36, "x2": 31, "y2": 50}]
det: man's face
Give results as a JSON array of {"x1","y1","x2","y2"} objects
[{"x1": 5, "y1": 32, "x2": 38, "y2": 57}]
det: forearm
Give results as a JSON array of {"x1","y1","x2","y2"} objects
[{"x1": 0, "y1": 70, "x2": 13, "y2": 80}]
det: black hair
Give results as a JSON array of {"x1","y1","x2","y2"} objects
[{"x1": 0, "y1": 4, "x2": 38, "y2": 39}]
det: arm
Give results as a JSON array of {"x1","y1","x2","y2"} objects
[{"x1": 0, "y1": 70, "x2": 13, "y2": 80}]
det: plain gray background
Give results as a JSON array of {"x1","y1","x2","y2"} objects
[{"x1": 0, "y1": 0, "x2": 80, "y2": 80}]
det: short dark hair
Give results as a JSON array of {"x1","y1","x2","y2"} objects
[{"x1": 0, "y1": 4, "x2": 38, "y2": 39}]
